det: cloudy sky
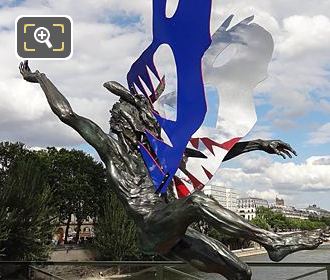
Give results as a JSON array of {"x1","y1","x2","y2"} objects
[{"x1": 0, "y1": 0, "x2": 330, "y2": 210}]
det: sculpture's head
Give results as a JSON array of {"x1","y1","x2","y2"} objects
[{"x1": 107, "y1": 81, "x2": 161, "y2": 153}]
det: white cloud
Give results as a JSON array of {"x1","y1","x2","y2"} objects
[
  {"x1": 246, "y1": 188, "x2": 287, "y2": 201},
  {"x1": 308, "y1": 123, "x2": 330, "y2": 145},
  {"x1": 310, "y1": 156, "x2": 330, "y2": 165},
  {"x1": 0, "y1": 0, "x2": 329, "y2": 146},
  {"x1": 277, "y1": 15, "x2": 330, "y2": 58},
  {"x1": 0, "y1": 0, "x2": 330, "y2": 209},
  {"x1": 245, "y1": 125, "x2": 274, "y2": 140},
  {"x1": 214, "y1": 155, "x2": 330, "y2": 195},
  {"x1": 265, "y1": 159, "x2": 330, "y2": 191},
  {"x1": 237, "y1": 155, "x2": 272, "y2": 174},
  {"x1": 0, "y1": 0, "x2": 144, "y2": 146}
]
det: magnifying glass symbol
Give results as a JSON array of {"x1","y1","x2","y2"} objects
[{"x1": 34, "y1": 27, "x2": 53, "y2": 49}]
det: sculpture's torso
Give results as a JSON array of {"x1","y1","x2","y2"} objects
[{"x1": 107, "y1": 98, "x2": 164, "y2": 217}]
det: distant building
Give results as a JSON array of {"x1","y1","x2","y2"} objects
[
  {"x1": 226, "y1": 188, "x2": 240, "y2": 212},
  {"x1": 276, "y1": 197, "x2": 285, "y2": 206},
  {"x1": 54, "y1": 214, "x2": 95, "y2": 245},
  {"x1": 203, "y1": 185, "x2": 239, "y2": 212},
  {"x1": 305, "y1": 204, "x2": 330, "y2": 218},
  {"x1": 271, "y1": 205, "x2": 309, "y2": 220},
  {"x1": 237, "y1": 197, "x2": 269, "y2": 221}
]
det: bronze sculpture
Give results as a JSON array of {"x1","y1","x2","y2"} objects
[{"x1": 20, "y1": 61, "x2": 323, "y2": 280}]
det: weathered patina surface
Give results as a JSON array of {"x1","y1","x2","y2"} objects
[{"x1": 20, "y1": 61, "x2": 324, "y2": 280}]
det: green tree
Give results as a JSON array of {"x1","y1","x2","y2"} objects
[
  {"x1": 320, "y1": 216, "x2": 330, "y2": 226},
  {"x1": 253, "y1": 206, "x2": 327, "y2": 232},
  {"x1": 0, "y1": 158, "x2": 56, "y2": 260},
  {"x1": 0, "y1": 183, "x2": 9, "y2": 259},
  {"x1": 94, "y1": 192, "x2": 140, "y2": 261},
  {"x1": 0, "y1": 142, "x2": 30, "y2": 189},
  {"x1": 252, "y1": 207, "x2": 282, "y2": 231},
  {"x1": 46, "y1": 148, "x2": 107, "y2": 243},
  {"x1": 251, "y1": 216, "x2": 270, "y2": 230}
]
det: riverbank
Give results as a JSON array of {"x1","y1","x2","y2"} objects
[
  {"x1": 233, "y1": 240, "x2": 330, "y2": 258},
  {"x1": 40, "y1": 243, "x2": 330, "y2": 279},
  {"x1": 50, "y1": 240, "x2": 330, "y2": 262},
  {"x1": 233, "y1": 247, "x2": 267, "y2": 258}
]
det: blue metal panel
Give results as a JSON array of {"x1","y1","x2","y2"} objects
[{"x1": 127, "y1": 0, "x2": 212, "y2": 193}]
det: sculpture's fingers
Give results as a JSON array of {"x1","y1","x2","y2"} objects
[
  {"x1": 24, "y1": 60, "x2": 31, "y2": 72},
  {"x1": 279, "y1": 152, "x2": 286, "y2": 159},
  {"x1": 288, "y1": 147, "x2": 297, "y2": 156},
  {"x1": 19, "y1": 62, "x2": 24, "y2": 75},
  {"x1": 281, "y1": 142, "x2": 297, "y2": 156},
  {"x1": 19, "y1": 61, "x2": 30, "y2": 77},
  {"x1": 275, "y1": 149, "x2": 286, "y2": 159},
  {"x1": 282, "y1": 149, "x2": 293, "y2": 159}
]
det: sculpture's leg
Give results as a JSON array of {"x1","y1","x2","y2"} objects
[
  {"x1": 168, "y1": 228, "x2": 252, "y2": 280},
  {"x1": 186, "y1": 191, "x2": 322, "y2": 262},
  {"x1": 145, "y1": 191, "x2": 321, "y2": 262}
]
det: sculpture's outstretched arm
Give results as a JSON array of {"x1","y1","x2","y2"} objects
[
  {"x1": 223, "y1": 139, "x2": 297, "y2": 162},
  {"x1": 19, "y1": 61, "x2": 112, "y2": 162}
]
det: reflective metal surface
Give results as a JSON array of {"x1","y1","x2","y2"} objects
[
  {"x1": 20, "y1": 55, "x2": 324, "y2": 280},
  {"x1": 155, "y1": 15, "x2": 275, "y2": 195}
]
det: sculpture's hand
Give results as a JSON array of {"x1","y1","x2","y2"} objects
[
  {"x1": 261, "y1": 140, "x2": 297, "y2": 159},
  {"x1": 19, "y1": 60, "x2": 39, "y2": 83}
]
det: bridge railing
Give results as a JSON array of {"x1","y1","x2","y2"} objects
[
  {"x1": 1, "y1": 261, "x2": 330, "y2": 280},
  {"x1": 0, "y1": 261, "x2": 200, "y2": 280},
  {"x1": 247, "y1": 262, "x2": 330, "y2": 280}
]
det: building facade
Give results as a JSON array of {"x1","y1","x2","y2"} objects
[
  {"x1": 271, "y1": 205, "x2": 309, "y2": 220},
  {"x1": 305, "y1": 204, "x2": 330, "y2": 218},
  {"x1": 275, "y1": 197, "x2": 285, "y2": 206},
  {"x1": 237, "y1": 197, "x2": 269, "y2": 221},
  {"x1": 203, "y1": 184, "x2": 239, "y2": 212},
  {"x1": 54, "y1": 214, "x2": 95, "y2": 245}
]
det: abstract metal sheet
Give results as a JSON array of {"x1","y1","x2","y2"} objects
[
  {"x1": 156, "y1": 16, "x2": 274, "y2": 196},
  {"x1": 127, "y1": 0, "x2": 212, "y2": 194}
]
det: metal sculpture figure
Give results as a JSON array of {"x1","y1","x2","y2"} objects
[{"x1": 20, "y1": 61, "x2": 323, "y2": 280}]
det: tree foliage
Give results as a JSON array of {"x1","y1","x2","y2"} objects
[
  {"x1": 0, "y1": 142, "x2": 30, "y2": 189},
  {"x1": 0, "y1": 158, "x2": 56, "y2": 260},
  {"x1": 320, "y1": 216, "x2": 330, "y2": 226},
  {"x1": 94, "y1": 192, "x2": 140, "y2": 260},
  {"x1": 252, "y1": 206, "x2": 327, "y2": 231},
  {"x1": 0, "y1": 141, "x2": 108, "y2": 251},
  {"x1": 45, "y1": 147, "x2": 107, "y2": 242},
  {"x1": 0, "y1": 184, "x2": 9, "y2": 258}
]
